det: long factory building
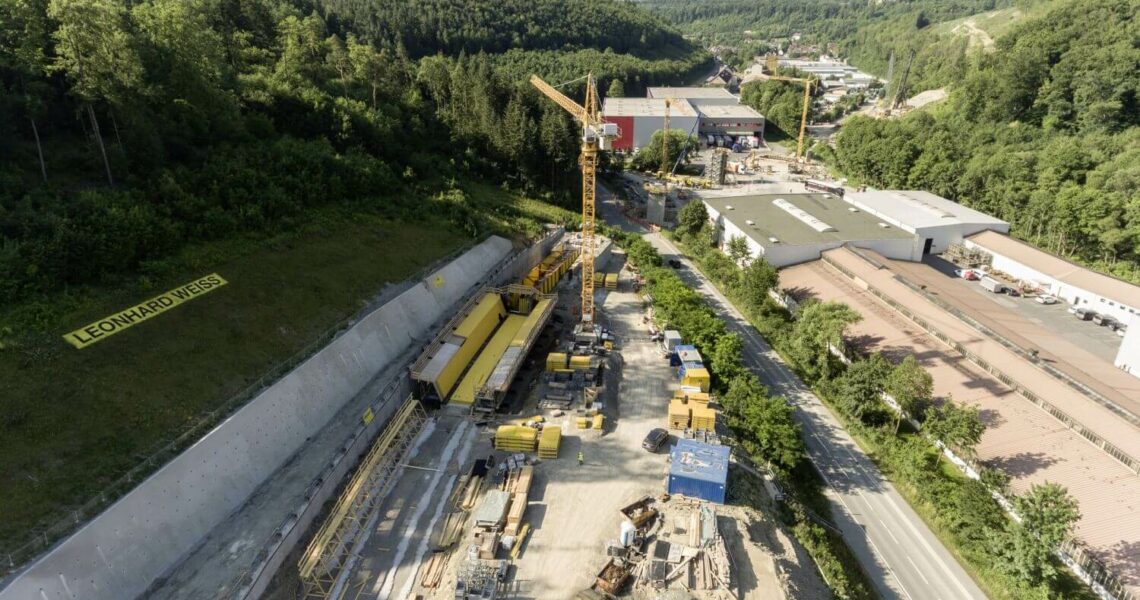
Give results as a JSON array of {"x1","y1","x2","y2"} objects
[{"x1": 603, "y1": 87, "x2": 765, "y2": 151}]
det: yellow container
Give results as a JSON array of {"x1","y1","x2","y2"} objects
[
  {"x1": 546, "y1": 352, "x2": 568, "y2": 371},
  {"x1": 569, "y1": 355, "x2": 592, "y2": 370},
  {"x1": 681, "y1": 367, "x2": 711, "y2": 393}
]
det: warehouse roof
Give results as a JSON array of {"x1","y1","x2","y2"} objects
[
  {"x1": 647, "y1": 87, "x2": 737, "y2": 100},
  {"x1": 602, "y1": 97, "x2": 697, "y2": 118},
  {"x1": 968, "y1": 231, "x2": 1140, "y2": 306},
  {"x1": 696, "y1": 104, "x2": 765, "y2": 120},
  {"x1": 670, "y1": 439, "x2": 729, "y2": 485},
  {"x1": 845, "y1": 190, "x2": 1008, "y2": 231},
  {"x1": 704, "y1": 193, "x2": 913, "y2": 247}
]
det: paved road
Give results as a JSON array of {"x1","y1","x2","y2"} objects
[{"x1": 597, "y1": 188, "x2": 987, "y2": 600}]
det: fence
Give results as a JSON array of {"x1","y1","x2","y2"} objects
[
  {"x1": 0, "y1": 237, "x2": 492, "y2": 577},
  {"x1": 821, "y1": 247, "x2": 1137, "y2": 600}
]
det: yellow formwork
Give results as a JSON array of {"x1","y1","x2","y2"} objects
[
  {"x1": 546, "y1": 352, "x2": 568, "y2": 371},
  {"x1": 512, "y1": 299, "x2": 552, "y2": 346},
  {"x1": 668, "y1": 400, "x2": 691, "y2": 430},
  {"x1": 568, "y1": 355, "x2": 592, "y2": 370},
  {"x1": 451, "y1": 314, "x2": 527, "y2": 405},
  {"x1": 604, "y1": 273, "x2": 618, "y2": 290},
  {"x1": 434, "y1": 294, "x2": 505, "y2": 398},
  {"x1": 495, "y1": 425, "x2": 538, "y2": 452},
  {"x1": 691, "y1": 404, "x2": 716, "y2": 431},
  {"x1": 681, "y1": 367, "x2": 711, "y2": 392},
  {"x1": 538, "y1": 426, "x2": 562, "y2": 458}
]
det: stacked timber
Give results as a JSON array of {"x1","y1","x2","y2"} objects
[
  {"x1": 690, "y1": 405, "x2": 716, "y2": 432},
  {"x1": 668, "y1": 400, "x2": 691, "y2": 430},
  {"x1": 538, "y1": 426, "x2": 562, "y2": 458},
  {"x1": 494, "y1": 425, "x2": 538, "y2": 452}
]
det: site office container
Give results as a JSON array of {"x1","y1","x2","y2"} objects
[
  {"x1": 678, "y1": 361, "x2": 705, "y2": 379},
  {"x1": 668, "y1": 439, "x2": 729, "y2": 504}
]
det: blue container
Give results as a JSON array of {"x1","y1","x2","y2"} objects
[
  {"x1": 678, "y1": 361, "x2": 704, "y2": 378},
  {"x1": 668, "y1": 439, "x2": 729, "y2": 504},
  {"x1": 671, "y1": 344, "x2": 697, "y2": 368}
]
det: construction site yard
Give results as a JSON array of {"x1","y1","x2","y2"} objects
[{"x1": 282, "y1": 249, "x2": 828, "y2": 600}]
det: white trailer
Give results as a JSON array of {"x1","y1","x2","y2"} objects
[{"x1": 980, "y1": 276, "x2": 1006, "y2": 293}]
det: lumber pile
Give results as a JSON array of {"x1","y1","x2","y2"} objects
[{"x1": 668, "y1": 400, "x2": 690, "y2": 430}]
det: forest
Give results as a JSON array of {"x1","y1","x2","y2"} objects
[
  {"x1": 836, "y1": 0, "x2": 1140, "y2": 282},
  {"x1": 0, "y1": 0, "x2": 709, "y2": 315}
]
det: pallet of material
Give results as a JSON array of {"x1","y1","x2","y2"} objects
[
  {"x1": 546, "y1": 352, "x2": 568, "y2": 371},
  {"x1": 494, "y1": 425, "x2": 538, "y2": 452},
  {"x1": 690, "y1": 404, "x2": 716, "y2": 431},
  {"x1": 538, "y1": 426, "x2": 562, "y2": 458},
  {"x1": 540, "y1": 394, "x2": 574, "y2": 410},
  {"x1": 604, "y1": 273, "x2": 618, "y2": 290},
  {"x1": 668, "y1": 400, "x2": 691, "y2": 430},
  {"x1": 505, "y1": 492, "x2": 528, "y2": 535},
  {"x1": 568, "y1": 354, "x2": 593, "y2": 370}
]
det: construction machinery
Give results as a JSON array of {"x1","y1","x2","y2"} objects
[
  {"x1": 530, "y1": 73, "x2": 617, "y2": 326},
  {"x1": 889, "y1": 49, "x2": 917, "y2": 114},
  {"x1": 765, "y1": 74, "x2": 814, "y2": 162}
]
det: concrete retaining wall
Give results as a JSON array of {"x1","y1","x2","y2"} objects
[{"x1": 0, "y1": 236, "x2": 513, "y2": 600}]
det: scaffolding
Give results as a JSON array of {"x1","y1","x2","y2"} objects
[{"x1": 298, "y1": 397, "x2": 428, "y2": 599}]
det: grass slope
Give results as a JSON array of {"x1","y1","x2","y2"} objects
[{"x1": 0, "y1": 184, "x2": 575, "y2": 551}]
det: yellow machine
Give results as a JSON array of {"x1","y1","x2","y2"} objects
[
  {"x1": 766, "y1": 74, "x2": 814, "y2": 161},
  {"x1": 530, "y1": 73, "x2": 617, "y2": 325}
]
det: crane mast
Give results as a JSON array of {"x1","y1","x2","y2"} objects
[
  {"x1": 766, "y1": 74, "x2": 814, "y2": 161},
  {"x1": 529, "y1": 73, "x2": 616, "y2": 325}
]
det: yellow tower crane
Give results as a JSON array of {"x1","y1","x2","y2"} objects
[
  {"x1": 661, "y1": 98, "x2": 672, "y2": 176},
  {"x1": 530, "y1": 73, "x2": 617, "y2": 325},
  {"x1": 766, "y1": 74, "x2": 814, "y2": 162}
]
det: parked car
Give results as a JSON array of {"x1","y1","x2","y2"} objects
[
  {"x1": 1107, "y1": 320, "x2": 1125, "y2": 333},
  {"x1": 1074, "y1": 308, "x2": 1096, "y2": 321},
  {"x1": 1117, "y1": 325, "x2": 1127, "y2": 337},
  {"x1": 954, "y1": 268, "x2": 979, "y2": 281},
  {"x1": 668, "y1": 259, "x2": 682, "y2": 269},
  {"x1": 1092, "y1": 314, "x2": 1117, "y2": 327},
  {"x1": 1036, "y1": 295, "x2": 1058, "y2": 305},
  {"x1": 1006, "y1": 288, "x2": 1021, "y2": 297},
  {"x1": 642, "y1": 428, "x2": 669, "y2": 452}
]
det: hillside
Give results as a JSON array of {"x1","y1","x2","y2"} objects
[
  {"x1": 0, "y1": 0, "x2": 702, "y2": 555},
  {"x1": 835, "y1": 0, "x2": 1140, "y2": 282}
]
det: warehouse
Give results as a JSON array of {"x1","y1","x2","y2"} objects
[
  {"x1": 1117, "y1": 318, "x2": 1139, "y2": 378},
  {"x1": 668, "y1": 439, "x2": 729, "y2": 504},
  {"x1": 703, "y1": 193, "x2": 918, "y2": 268},
  {"x1": 646, "y1": 86, "x2": 739, "y2": 108},
  {"x1": 844, "y1": 189, "x2": 1009, "y2": 255},
  {"x1": 964, "y1": 230, "x2": 1140, "y2": 325},
  {"x1": 695, "y1": 104, "x2": 766, "y2": 139},
  {"x1": 602, "y1": 97, "x2": 699, "y2": 151}
]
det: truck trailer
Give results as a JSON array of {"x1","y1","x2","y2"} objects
[{"x1": 980, "y1": 276, "x2": 1006, "y2": 293}]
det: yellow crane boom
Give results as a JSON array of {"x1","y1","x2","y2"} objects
[
  {"x1": 529, "y1": 74, "x2": 616, "y2": 324},
  {"x1": 766, "y1": 74, "x2": 814, "y2": 161}
]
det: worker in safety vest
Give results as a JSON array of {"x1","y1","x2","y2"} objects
[{"x1": 577, "y1": 451, "x2": 584, "y2": 466}]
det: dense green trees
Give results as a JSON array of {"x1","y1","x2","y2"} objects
[
  {"x1": 886, "y1": 355, "x2": 933, "y2": 432},
  {"x1": 630, "y1": 129, "x2": 700, "y2": 172},
  {"x1": 739, "y1": 78, "x2": 815, "y2": 139},
  {"x1": 836, "y1": 0, "x2": 1140, "y2": 282},
  {"x1": 0, "y1": 0, "x2": 706, "y2": 312}
]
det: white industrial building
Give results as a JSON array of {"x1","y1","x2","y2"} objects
[
  {"x1": 964, "y1": 231, "x2": 1140, "y2": 325},
  {"x1": 602, "y1": 97, "x2": 699, "y2": 151},
  {"x1": 1117, "y1": 317, "x2": 1139, "y2": 377},
  {"x1": 647, "y1": 87, "x2": 739, "y2": 108},
  {"x1": 844, "y1": 190, "x2": 1010, "y2": 256},
  {"x1": 695, "y1": 104, "x2": 766, "y2": 138},
  {"x1": 703, "y1": 193, "x2": 919, "y2": 268}
]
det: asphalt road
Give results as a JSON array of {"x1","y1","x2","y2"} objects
[{"x1": 597, "y1": 188, "x2": 987, "y2": 600}]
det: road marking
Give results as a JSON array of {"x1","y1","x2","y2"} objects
[
  {"x1": 908, "y1": 556, "x2": 931, "y2": 586},
  {"x1": 879, "y1": 518, "x2": 900, "y2": 544}
]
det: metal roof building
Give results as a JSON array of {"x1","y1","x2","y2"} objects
[
  {"x1": 646, "y1": 87, "x2": 739, "y2": 107},
  {"x1": 602, "y1": 97, "x2": 699, "y2": 151},
  {"x1": 695, "y1": 104, "x2": 765, "y2": 137},
  {"x1": 668, "y1": 439, "x2": 730, "y2": 503},
  {"x1": 703, "y1": 193, "x2": 917, "y2": 268},
  {"x1": 844, "y1": 190, "x2": 1009, "y2": 255},
  {"x1": 965, "y1": 230, "x2": 1140, "y2": 327}
]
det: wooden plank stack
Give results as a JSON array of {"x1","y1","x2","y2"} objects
[{"x1": 668, "y1": 400, "x2": 691, "y2": 430}]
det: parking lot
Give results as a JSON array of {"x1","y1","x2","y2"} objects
[{"x1": 885, "y1": 255, "x2": 1140, "y2": 414}]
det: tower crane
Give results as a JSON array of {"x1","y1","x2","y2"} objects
[
  {"x1": 661, "y1": 98, "x2": 672, "y2": 176},
  {"x1": 530, "y1": 73, "x2": 617, "y2": 326},
  {"x1": 765, "y1": 74, "x2": 814, "y2": 162}
]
